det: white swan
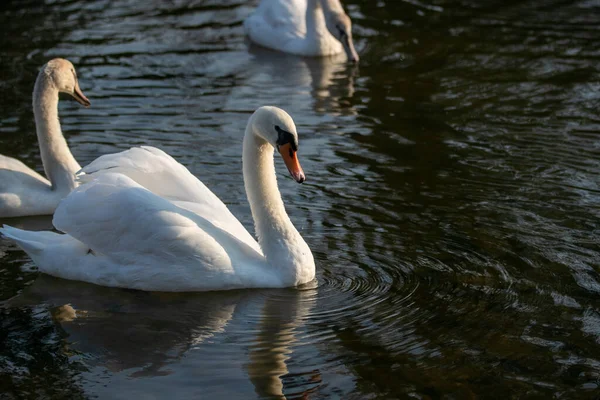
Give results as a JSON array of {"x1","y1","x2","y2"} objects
[
  {"x1": 244, "y1": 0, "x2": 359, "y2": 62},
  {"x1": 0, "y1": 58, "x2": 90, "y2": 218},
  {"x1": 1, "y1": 106, "x2": 315, "y2": 292}
]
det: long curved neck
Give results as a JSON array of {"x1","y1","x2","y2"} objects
[
  {"x1": 305, "y1": 0, "x2": 345, "y2": 55},
  {"x1": 242, "y1": 125, "x2": 313, "y2": 285},
  {"x1": 33, "y1": 75, "x2": 80, "y2": 192},
  {"x1": 306, "y1": 0, "x2": 327, "y2": 39}
]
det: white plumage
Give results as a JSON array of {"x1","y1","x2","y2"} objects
[
  {"x1": 1, "y1": 107, "x2": 315, "y2": 292},
  {"x1": 245, "y1": 0, "x2": 359, "y2": 61},
  {"x1": 0, "y1": 58, "x2": 90, "y2": 217}
]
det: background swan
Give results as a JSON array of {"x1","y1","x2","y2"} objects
[
  {"x1": 0, "y1": 58, "x2": 90, "y2": 217},
  {"x1": 1, "y1": 106, "x2": 315, "y2": 292},
  {"x1": 245, "y1": 0, "x2": 359, "y2": 62}
]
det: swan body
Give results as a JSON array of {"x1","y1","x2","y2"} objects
[
  {"x1": 0, "y1": 58, "x2": 90, "y2": 217},
  {"x1": 245, "y1": 0, "x2": 359, "y2": 62},
  {"x1": 1, "y1": 107, "x2": 315, "y2": 292}
]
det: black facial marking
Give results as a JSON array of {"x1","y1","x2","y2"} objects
[{"x1": 275, "y1": 125, "x2": 298, "y2": 151}]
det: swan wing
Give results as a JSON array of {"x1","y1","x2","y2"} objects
[
  {"x1": 50, "y1": 173, "x2": 268, "y2": 291},
  {"x1": 79, "y1": 146, "x2": 216, "y2": 203},
  {"x1": 78, "y1": 146, "x2": 260, "y2": 253}
]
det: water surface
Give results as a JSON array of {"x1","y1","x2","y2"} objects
[{"x1": 1, "y1": 0, "x2": 600, "y2": 398}]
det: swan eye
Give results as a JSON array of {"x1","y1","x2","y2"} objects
[
  {"x1": 274, "y1": 126, "x2": 298, "y2": 151},
  {"x1": 336, "y1": 25, "x2": 346, "y2": 37}
]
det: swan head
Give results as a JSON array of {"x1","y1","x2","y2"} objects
[
  {"x1": 324, "y1": 11, "x2": 359, "y2": 63},
  {"x1": 43, "y1": 58, "x2": 91, "y2": 107},
  {"x1": 251, "y1": 106, "x2": 305, "y2": 184}
]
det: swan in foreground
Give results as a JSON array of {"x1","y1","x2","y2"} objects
[
  {"x1": 0, "y1": 59, "x2": 90, "y2": 218},
  {"x1": 1, "y1": 107, "x2": 315, "y2": 292},
  {"x1": 245, "y1": 0, "x2": 359, "y2": 62}
]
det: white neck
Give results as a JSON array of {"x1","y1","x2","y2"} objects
[
  {"x1": 33, "y1": 75, "x2": 80, "y2": 192},
  {"x1": 305, "y1": 0, "x2": 327, "y2": 39},
  {"x1": 303, "y1": 0, "x2": 345, "y2": 56},
  {"x1": 242, "y1": 123, "x2": 314, "y2": 286},
  {"x1": 319, "y1": 0, "x2": 345, "y2": 14}
]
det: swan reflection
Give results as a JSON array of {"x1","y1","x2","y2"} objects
[
  {"x1": 10, "y1": 276, "x2": 318, "y2": 398},
  {"x1": 227, "y1": 43, "x2": 358, "y2": 117}
]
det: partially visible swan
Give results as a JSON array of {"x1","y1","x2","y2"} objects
[
  {"x1": 1, "y1": 106, "x2": 315, "y2": 292},
  {"x1": 0, "y1": 58, "x2": 90, "y2": 218},
  {"x1": 245, "y1": 0, "x2": 359, "y2": 62}
]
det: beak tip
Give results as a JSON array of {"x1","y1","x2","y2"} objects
[
  {"x1": 294, "y1": 171, "x2": 306, "y2": 183},
  {"x1": 73, "y1": 86, "x2": 91, "y2": 108},
  {"x1": 343, "y1": 38, "x2": 359, "y2": 63}
]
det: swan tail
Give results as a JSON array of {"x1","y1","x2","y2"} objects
[
  {"x1": 2, "y1": 224, "x2": 99, "y2": 283},
  {"x1": 0, "y1": 225, "x2": 60, "y2": 256},
  {"x1": 0, "y1": 225, "x2": 76, "y2": 261}
]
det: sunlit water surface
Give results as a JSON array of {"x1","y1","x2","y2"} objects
[{"x1": 1, "y1": 0, "x2": 599, "y2": 398}]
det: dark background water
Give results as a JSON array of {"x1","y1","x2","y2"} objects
[{"x1": 1, "y1": 0, "x2": 599, "y2": 398}]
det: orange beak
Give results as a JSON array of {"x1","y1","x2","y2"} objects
[{"x1": 278, "y1": 143, "x2": 305, "y2": 183}]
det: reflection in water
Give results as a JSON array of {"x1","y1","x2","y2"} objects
[
  {"x1": 243, "y1": 44, "x2": 358, "y2": 116},
  {"x1": 6, "y1": 276, "x2": 317, "y2": 398},
  {"x1": 246, "y1": 284, "x2": 317, "y2": 399}
]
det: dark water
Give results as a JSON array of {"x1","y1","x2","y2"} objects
[{"x1": 1, "y1": 0, "x2": 600, "y2": 398}]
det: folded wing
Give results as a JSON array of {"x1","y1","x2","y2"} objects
[
  {"x1": 78, "y1": 146, "x2": 260, "y2": 253},
  {"x1": 53, "y1": 173, "x2": 262, "y2": 273}
]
